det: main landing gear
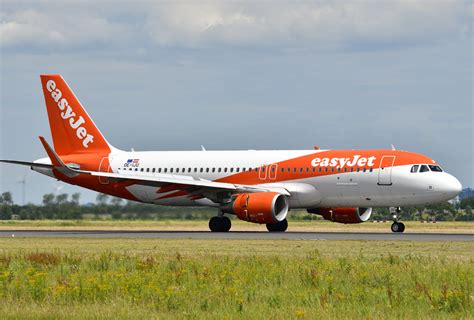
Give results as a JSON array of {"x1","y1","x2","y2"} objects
[
  {"x1": 266, "y1": 219, "x2": 288, "y2": 232},
  {"x1": 390, "y1": 207, "x2": 405, "y2": 233},
  {"x1": 209, "y1": 216, "x2": 231, "y2": 232}
]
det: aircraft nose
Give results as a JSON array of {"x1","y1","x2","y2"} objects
[{"x1": 443, "y1": 174, "x2": 462, "y2": 198}]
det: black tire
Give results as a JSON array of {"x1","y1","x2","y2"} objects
[
  {"x1": 222, "y1": 216, "x2": 232, "y2": 232},
  {"x1": 209, "y1": 216, "x2": 221, "y2": 232},
  {"x1": 391, "y1": 222, "x2": 400, "y2": 233},
  {"x1": 266, "y1": 219, "x2": 288, "y2": 232},
  {"x1": 209, "y1": 216, "x2": 231, "y2": 232},
  {"x1": 398, "y1": 222, "x2": 405, "y2": 233}
]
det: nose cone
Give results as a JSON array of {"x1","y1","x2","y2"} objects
[{"x1": 442, "y1": 174, "x2": 462, "y2": 199}]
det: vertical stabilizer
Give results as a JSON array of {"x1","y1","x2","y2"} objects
[{"x1": 40, "y1": 75, "x2": 112, "y2": 155}]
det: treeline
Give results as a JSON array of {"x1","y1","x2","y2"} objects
[{"x1": 0, "y1": 191, "x2": 473, "y2": 221}]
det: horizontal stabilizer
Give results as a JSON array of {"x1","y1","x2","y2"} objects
[{"x1": 0, "y1": 160, "x2": 53, "y2": 169}]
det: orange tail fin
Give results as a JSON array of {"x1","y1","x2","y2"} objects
[{"x1": 40, "y1": 75, "x2": 112, "y2": 155}]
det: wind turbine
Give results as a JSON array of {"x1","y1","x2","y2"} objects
[{"x1": 17, "y1": 171, "x2": 27, "y2": 205}]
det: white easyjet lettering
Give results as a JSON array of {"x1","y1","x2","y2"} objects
[
  {"x1": 46, "y1": 80, "x2": 94, "y2": 148},
  {"x1": 311, "y1": 155, "x2": 377, "y2": 168}
]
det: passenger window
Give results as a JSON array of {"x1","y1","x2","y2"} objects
[
  {"x1": 218, "y1": 168, "x2": 221, "y2": 173},
  {"x1": 356, "y1": 168, "x2": 360, "y2": 172},
  {"x1": 212, "y1": 168, "x2": 215, "y2": 173},
  {"x1": 152, "y1": 168, "x2": 155, "y2": 173},
  {"x1": 420, "y1": 165, "x2": 429, "y2": 173},
  {"x1": 312, "y1": 168, "x2": 316, "y2": 172},
  {"x1": 363, "y1": 168, "x2": 366, "y2": 172},
  {"x1": 319, "y1": 168, "x2": 322, "y2": 172},
  {"x1": 164, "y1": 168, "x2": 167, "y2": 173},
  {"x1": 369, "y1": 168, "x2": 373, "y2": 172},
  {"x1": 141, "y1": 168, "x2": 144, "y2": 172},
  {"x1": 337, "y1": 168, "x2": 341, "y2": 172},
  {"x1": 230, "y1": 168, "x2": 233, "y2": 173},
  {"x1": 170, "y1": 168, "x2": 173, "y2": 173},
  {"x1": 158, "y1": 168, "x2": 161, "y2": 173},
  {"x1": 429, "y1": 165, "x2": 443, "y2": 172},
  {"x1": 287, "y1": 168, "x2": 291, "y2": 172},
  {"x1": 135, "y1": 168, "x2": 138, "y2": 171},
  {"x1": 236, "y1": 168, "x2": 240, "y2": 173},
  {"x1": 272, "y1": 167, "x2": 275, "y2": 173},
  {"x1": 293, "y1": 168, "x2": 297, "y2": 173},
  {"x1": 299, "y1": 168, "x2": 303, "y2": 173},
  {"x1": 146, "y1": 168, "x2": 150, "y2": 172},
  {"x1": 224, "y1": 168, "x2": 227, "y2": 172},
  {"x1": 331, "y1": 168, "x2": 335, "y2": 172},
  {"x1": 206, "y1": 168, "x2": 209, "y2": 173},
  {"x1": 200, "y1": 168, "x2": 204, "y2": 173}
]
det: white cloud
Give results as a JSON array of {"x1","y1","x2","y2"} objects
[
  {"x1": 0, "y1": 6, "x2": 132, "y2": 49},
  {"x1": 145, "y1": 1, "x2": 470, "y2": 48},
  {"x1": 0, "y1": 1, "x2": 470, "y2": 50}
]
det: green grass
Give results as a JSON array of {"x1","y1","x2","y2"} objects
[{"x1": 0, "y1": 239, "x2": 473, "y2": 319}]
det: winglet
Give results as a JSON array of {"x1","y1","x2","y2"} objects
[{"x1": 39, "y1": 136, "x2": 79, "y2": 177}]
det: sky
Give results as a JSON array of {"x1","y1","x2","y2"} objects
[{"x1": 0, "y1": 0, "x2": 472, "y2": 205}]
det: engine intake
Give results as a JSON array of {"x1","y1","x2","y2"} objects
[
  {"x1": 307, "y1": 207, "x2": 372, "y2": 224},
  {"x1": 221, "y1": 192, "x2": 289, "y2": 224}
]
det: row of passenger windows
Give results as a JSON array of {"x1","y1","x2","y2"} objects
[
  {"x1": 119, "y1": 166, "x2": 374, "y2": 174},
  {"x1": 410, "y1": 164, "x2": 443, "y2": 173}
]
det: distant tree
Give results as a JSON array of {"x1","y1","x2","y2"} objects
[
  {"x1": 96, "y1": 193, "x2": 109, "y2": 205},
  {"x1": 43, "y1": 193, "x2": 55, "y2": 206},
  {"x1": 56, "y1": 193, "x2": 68, "y2": 205},
  {"x1": 1, "y1": 192, "x2": 13, "y2": 205},
  {"x1": 71, "y1": 193, "x2": 81, "y2": 205},
  {"x1": 460, "y1": 196, "x2": 474, "y2": 209},
  {"x1": 110, "y1": 197, "x2": 123, "y2": 206}
]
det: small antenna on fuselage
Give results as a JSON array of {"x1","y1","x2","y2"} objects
[{"x1": 391, "y1": 144, "x2": 396, "y2": 151}]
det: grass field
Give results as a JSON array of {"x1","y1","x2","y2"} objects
[
  {"x1": 0, "y1": 238, "x2": 472, "y2": 319},
  {"x1": 0, "y1": 219, "x2": 473, "y2": 233}
]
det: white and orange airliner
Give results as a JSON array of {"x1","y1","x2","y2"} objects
[{"x1": 1, "y1": 75, "x2": 462, "y2": 233}]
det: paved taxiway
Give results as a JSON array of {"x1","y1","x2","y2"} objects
[{"x1": 0, "y1": 230, "x2": 472, "y2": 241}]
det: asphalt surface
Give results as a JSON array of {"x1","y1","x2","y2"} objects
[{"x1": 0, "y1": 230, "x2": 472, "y2": 241}]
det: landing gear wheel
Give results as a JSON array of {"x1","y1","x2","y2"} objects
[
  {"x1": 391, "y1": 222, "x2": 405, "y2": 233},
  {"x1": 266, "y1": 219, "x2": 288, "y2": 232},
  {"x1": 398, "y1": 222, "x2": 405, "y2": 233},
  {"x1": 209, "y1": 216, "x2": 232, "y2": 232}
]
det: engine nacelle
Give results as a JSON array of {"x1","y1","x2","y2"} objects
[
  {"x1": 307, "y1": 207, "x2": 372, "y2": 224},
  {"x1": 221, "y1": 192, "x2": 289, "y2": 224}
]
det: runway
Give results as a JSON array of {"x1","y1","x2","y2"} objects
[{"x1": 0, "y1": 230, "x2": 472, "y2": 241}]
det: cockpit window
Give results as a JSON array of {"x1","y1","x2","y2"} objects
[
  {"x1": 410, "y1": 165, "x2": 419, "y2": 173},
  {"x1": 419, "y1": 165, "x2": 429, "y2": 173},
  {"x1": 428, "y1": 165, "x2": 443, "y2": 172}
]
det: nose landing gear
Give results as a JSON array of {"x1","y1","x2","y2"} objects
[{"x1": 390, "y1": 207, "x2": 405, "y2": 233}]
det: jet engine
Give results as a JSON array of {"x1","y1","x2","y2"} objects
[
  {"x1": 221, "y1": 192, "x2": 289, "y2": 224},
  {"x1": 307, "y1": 207, "x2": 372, "y2": 224}
]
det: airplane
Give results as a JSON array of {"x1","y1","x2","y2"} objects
[{"x1": 0, "y1": 75, "x2": 462, "y2": 233}]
